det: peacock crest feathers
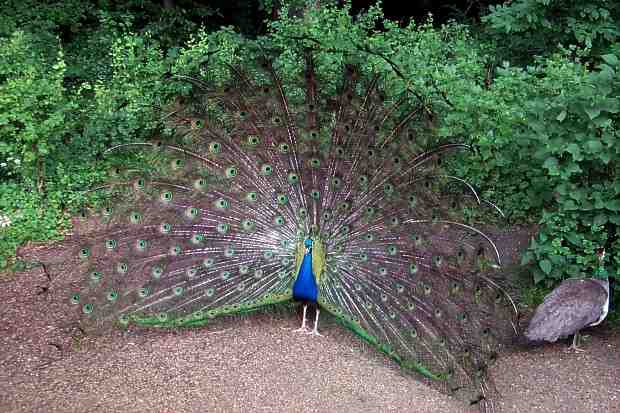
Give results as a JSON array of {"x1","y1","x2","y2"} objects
[{"x1": 47, "y1": 48, "x2": 517, "y2": 407}]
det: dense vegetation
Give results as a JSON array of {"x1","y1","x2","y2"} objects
[{"x1": 1, "y1": 0, "x2": 619, "y2": 297}]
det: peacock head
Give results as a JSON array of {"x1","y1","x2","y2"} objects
[{"x1": 304, "y1": 238, "x2": 313, "y2": 253}]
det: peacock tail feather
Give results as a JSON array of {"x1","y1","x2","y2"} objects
[{"x1": 47, "y1": 48, "x2": 518, "y2": 408}]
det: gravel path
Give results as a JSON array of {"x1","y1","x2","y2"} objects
[{"x1": 1, "y1": 263, "x2": 619, "y2": 413}]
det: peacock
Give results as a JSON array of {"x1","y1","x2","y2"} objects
[
  {"x1": 525, "y1": 248, "x2": 610, "y2": 352},
  {"x1": 42, "y1": 48, "x2": 519, "y2": 410}
]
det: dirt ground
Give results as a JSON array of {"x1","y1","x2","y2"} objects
[{"x1": 1, "y1": 226, "x2": 618, "y2": 413}]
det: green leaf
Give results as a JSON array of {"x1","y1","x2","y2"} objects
[
  {"x1": 593, "y1": 213, "x2": 608, "y2": 227},
  {"x1": 585, "y1": 140, "x2": 603, "y2": 153},
  {"x1": 542, "y1": 157, "x2": 559, "y2": 175},
  {"x1": 606, "y1": 200, "x2": 620, "y2": 211},
  {"x1": 539, "y1": 259, "x2": 552, "y2": 275},
  {"x1": 556, "y1": 110, "x2": 567, "y2": 122},
  {"x1": 533, "y1": 271, "x2": 546, "y2": 284},
  {"x1": 601, "y1": 54, "x2": 619, "y2": 66},
  {"x1": 584, "y1": 106, "x2": 601, "y2": 120},
  {"x1": 565, "y1": 143, "x2": 582, "y2": 161}
]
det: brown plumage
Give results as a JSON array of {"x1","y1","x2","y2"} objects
[{"x1": 525, "y1": 278, "x2": 609, "y2": 349}]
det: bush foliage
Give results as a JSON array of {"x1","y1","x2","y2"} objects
[{"x1": 0, "y1": 1, "x2": 618, "y2": 293}]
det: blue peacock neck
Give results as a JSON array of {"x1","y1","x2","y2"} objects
[{"x1": 292, "y1": 239, "x2": 319, "y2": 302}]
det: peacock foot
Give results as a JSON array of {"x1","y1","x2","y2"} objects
[
  {"x1": 565, "y1": 344, "x2": 586, "y2": 353},
  {"x1": 306, "y1": 329, "x2": 323, "y2": 337},
  {"x1": 293, "y1": 326, "x2": 311, "y2": 334}
]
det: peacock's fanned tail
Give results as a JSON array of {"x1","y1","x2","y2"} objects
[{"x1": 48, "y1": 50, "x2": 517, "y2": 407}]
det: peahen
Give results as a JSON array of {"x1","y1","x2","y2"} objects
[
  {"x1": 525, "y1": 249, "x2": 610, "y2": 352},
  {"x1": 44, "y1": 49, "x2": 518, "y2": 409}
]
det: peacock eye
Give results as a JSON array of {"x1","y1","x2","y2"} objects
[
  {"x1": 215, "y1": 198, "x2": 229, "y2": 209},
  {"x1": 70, "y1": 293, "x2": 80, "y2": 304},
  {"x1": 82, "y1": 303, "x2": 94, "y2": 314},
  {"x1": 225, "y1": 166, "x2": 238, "y2": 178},
  {"x1": 159, "y1": 223, "x2": 172, "y2": 234},
  {"x1": 311, "y1": 190, "x2": 320, "y2": 200},
  {"x1": 116, "y1": 262, "x2": 128, "y2": 273},
  {"x1": 287, "y1": 172, "x2": 299, "y2": 184},
  {"x1": 217, "y1": 223, "x2": 229, "y2": 234},
  {"x1": 157, "y1": 312, "x2": 168, "y2": 322},
  {"x1": 134, "y1": 178, "x2": 146, "y2": 190},
  {"x1": 90, "y1": 271, "x2": 102, "y2": 281},
  {"x1": 277, "y1": 194, "x2": 289, "y2": 205},
  {"x1": 242, "y1": 219, "x2": 255, "y2": 231},
  {"x1": 79, "y1": 248, "x2": 91, "y2": 259},
  {"x1": 130, "y1": 211, "x2": 142, "y2": 224},
  {"x1": 310, "y1": 158, "x2": 321, "y2": 168},
  {"x1": 136, "y1": 239, "x2": 148, "y2": 251},
  {"x1": 105, "y1": 239, "x2": 117, "y2": 250},
  {"x1": 209, "y1": 142, "x2": 221, "y2": 153},
  {"x1": 172, "y1": 159, "x2": 184, "y2": 169},
  {"x1": 278, "y1": 143, "x2": 290, "y2": 153},
  {"x1": 247, "y1": 135, "x2": 260, "y2": 146},
  {"x1": 260, "y1": 164, "x2": 273, "y2": 176},
  {"x1": 203, "y1": 257, "x2": 215, "y2": 268},
  {"x1": 191, "y1": 233, "x2": 205, "y2": 244},
  {"x1": 185, "y1": 207, "x2": 199, "y2": 218},
  {"x1": 194, "y1": 178, "x2": 207, "y2": 191},
  {"x1": 152, "y1": 265, "x2": 164, "y2": 278},
  {"x1": 160, "y1": 191, "x2": 173, "y2": 202},
  {"x1": 274, "y1": 215, "x2": 285, "y2": 226},
  {"x1": 338, "y1": 200, "x2": 350, "y2": 210},
  {"x1": 246, "y1": 191, "x2": 258, "y2": 202},
  {"x1": 106, "y1": 291, "x2": 118, "y2": 302}
]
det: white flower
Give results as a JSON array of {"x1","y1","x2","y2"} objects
[{"x1": 0, "y1": 163, "x2": 6, "y2": 167}]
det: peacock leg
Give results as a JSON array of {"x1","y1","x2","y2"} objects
[
  {"x1": 567, "y1": 331, "x2": 585, "y2": 353},
  {"x1": 307, "y1": 307, "x2": 323, "y2": 337},
  {"x1": 293, "y1": 304, "x2": 311, "y2": 333}
]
